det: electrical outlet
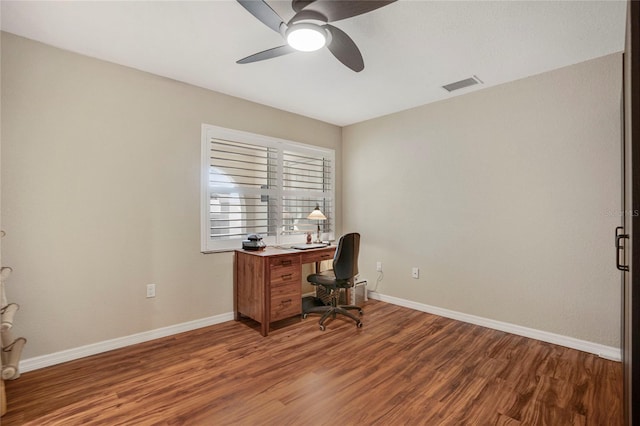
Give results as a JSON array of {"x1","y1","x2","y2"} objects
[
  {"x1": 412, "y1": 267, "x2": 419, "y2": 279},
  {"x1": 376, "y1": 261, "x2": 383, "y2": 272},
  {"x1": 146, "y1": 283, "x2": 156, "y2": 298}
]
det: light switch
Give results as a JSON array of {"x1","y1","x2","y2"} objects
[{"x1": 411, "y1": 267, "x2": 419, "y2": 279}]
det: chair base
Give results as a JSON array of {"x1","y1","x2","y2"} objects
[{"x1": 303, "y1": 303, "x2": 363, "y2": 331}]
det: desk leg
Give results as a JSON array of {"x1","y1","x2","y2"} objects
[{"x1": 233, "y1": 253, "x2": 239, "y2": 321}]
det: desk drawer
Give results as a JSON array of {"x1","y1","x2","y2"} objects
[
  {"x1": 270, "y1": 255, "x2": 301, "y2": 269},
  {"x1": 270, "y1": 266, "x2": 301, "y2": 287},
  {"x1": 300, "y1": 248, "x2": 335, "y2": 264},
  {"x1": 271, "y1": 284, "x2": 301, "y2": 321}
]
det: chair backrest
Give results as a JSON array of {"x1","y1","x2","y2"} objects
[{"x1": 332, "y1": 233, "x2": 360, "y2": 281}]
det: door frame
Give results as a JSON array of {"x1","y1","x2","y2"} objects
[{"x1": 623, "y1": 1, "x2": 640, "y2": 424}]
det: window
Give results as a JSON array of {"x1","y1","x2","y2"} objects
[{"x1": 201, "y1": 124, "x2": 335, "y2": 252}]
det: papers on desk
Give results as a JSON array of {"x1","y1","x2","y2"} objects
[{"x1": 290, "y1": 243, "x2": 329, "y2": 250}]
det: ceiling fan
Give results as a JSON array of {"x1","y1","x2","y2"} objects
[{"x1": 236, "y1": 0, "x2": 397, "y2": 72}]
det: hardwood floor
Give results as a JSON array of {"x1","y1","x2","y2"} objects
[{"x1": 2, "y1": 300, "x2": 622, "y2": 425}]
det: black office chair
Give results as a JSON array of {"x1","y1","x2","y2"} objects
[{"x1": 303, "y1": 232, "x2": 363, "y2": 331}]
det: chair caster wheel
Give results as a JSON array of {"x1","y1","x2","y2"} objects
[
  {"x1": 319, "y1": 325, "x2": 326, "y2": 331},
  {"x1": 358, "y1": 310, "x2": 363, "y2": 316},
  {"x1": 302, "y1": 313, "x2": 308, "y2": 319},
  {"x1": 356, "y1": 321, "x2": 363, "y2": 328}
]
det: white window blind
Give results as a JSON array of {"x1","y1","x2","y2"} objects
[{"x1": 201, "y1": 125, "x2": 335, "y2": 252}]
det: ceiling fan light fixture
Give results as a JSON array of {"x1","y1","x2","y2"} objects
[{"x1": 286, "y1": 24, "x2": 327, "y2": 52}]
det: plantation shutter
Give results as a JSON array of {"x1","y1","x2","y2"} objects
[
  {"x1": 282, "y1": 150, "x2": 333, "y2": 238},
  {"x1": 202, "y1": 125, "x2": 335, "y2": 252}
]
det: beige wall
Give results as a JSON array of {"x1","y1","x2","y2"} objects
[
  {"x1": 0, "y1": 30, "x2": 623, "y2": 360},
  {"x1": 342, "y1": 54, "x2": 623, "y2": 347},
  {"x1": 0, "y1": 32, "x2": 341, "y2": 359}
]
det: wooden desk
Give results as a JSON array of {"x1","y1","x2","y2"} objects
[{"x1": 234, "y1": 245, "x2": 336, "y2": 336}]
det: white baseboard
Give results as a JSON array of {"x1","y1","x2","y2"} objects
[
  {"x1": 367, "y1": 291, "x2": 622, "y2": 362},
  {"x1": 20, "y1": 293, "x2": 622, "y2": 373},
  {"x1": 20, "y1": 312, "x2": 235, "y2": 373}
]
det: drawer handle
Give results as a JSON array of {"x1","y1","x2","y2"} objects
[
  {"x1": 281, "y1": 273, "x2": 292, "y2": 280},
  {"x1": 320, "y1": 254, "x2": 330, "y2": 259},
  {"x1": 281, "y1": 260, "x2": 292, "y2": 266},
  {"x1": 281, "y1": 299, "x2": 292, "y2": 305}
]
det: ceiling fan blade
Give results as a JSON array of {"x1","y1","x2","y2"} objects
[
  {"x1": 325, "y1": 25, "x2": 364, "y2": 72},
  {"x1": 237, "y1": 0, "x2": 285, "y2": 33},
  {"x1": 237, "y1": 45, "x2": 297, "y2": 64},
  {"x1": 291, "y1": 0, "x2": 314, "y2": 13},
  {"x1": 299, "y1": 0, "x2": 396, "y2": 23}
]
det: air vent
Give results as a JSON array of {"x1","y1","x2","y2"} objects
[{"x1": 442, "y1": 75, "x2": 483, "y2": 92}]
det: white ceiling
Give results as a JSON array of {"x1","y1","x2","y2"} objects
[{"x1": 0, "y1": 0, "x2": 627, "y2": 126}]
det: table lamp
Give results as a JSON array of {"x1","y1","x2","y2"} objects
[{"x1": 307, "y1": 204, "x2": 326, "y2": 243}]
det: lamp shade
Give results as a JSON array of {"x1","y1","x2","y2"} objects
[{"x1": 307, "y1": 205, "x2": 327, "y2": 220}]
